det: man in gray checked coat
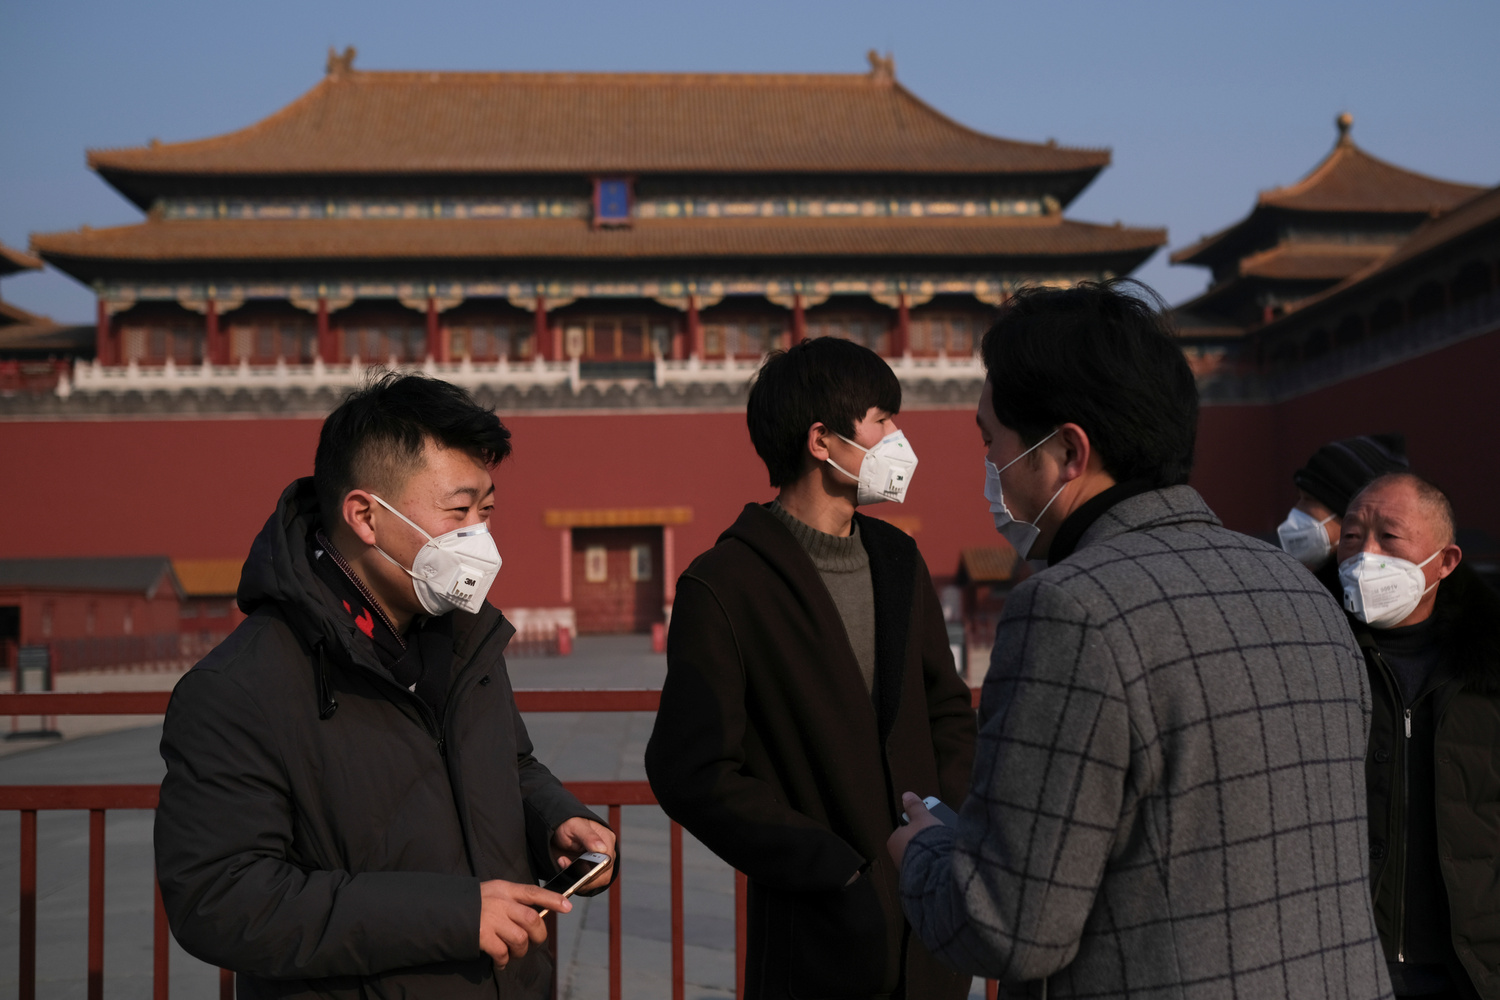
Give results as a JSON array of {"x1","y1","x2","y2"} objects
[{"x1": 889, "y1": 281, "x2": 1391, "y2": 1000}]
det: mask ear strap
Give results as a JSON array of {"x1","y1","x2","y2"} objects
[
  {"x1": 833, "y1": 432, "x2": 871, "y2": 456},
  {"x1": 1416, "y1": 547, "x2": 1447, "y2": 598},
  {"x1": 999, "y1": 427, "x2": 1060, "y2": 474},
  {"x1": 826, "y1": 457, "x2": 862, "y2": 485},
  {"x1": 369, "y1": 493, "x2": 434, "y2": 541},
  {"x1": 372, "y1": 544, "x2": 425, "y2": 581},
  {"x1": 1033, "y1": 478, "x2": 1069, "y2": 525}
]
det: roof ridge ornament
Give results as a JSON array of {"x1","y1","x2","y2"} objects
[
  {"x1": 867, "y1": 49, "x2": 895, "y2": 82},
  {"x1": 326, "y1": 45, "x2": 357, "y2": 78},
  {"x1": 1336, "y1": 111, "x2": 1353, "y2": 146}
]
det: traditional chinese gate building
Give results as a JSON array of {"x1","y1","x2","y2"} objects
[{"x1": 16, "y1": 50, "x2": 1162, "y2": 634}]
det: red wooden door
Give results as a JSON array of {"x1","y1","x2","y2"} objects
[{"x1": 571, "y1": 527, "x2": 665, "y2": 633}]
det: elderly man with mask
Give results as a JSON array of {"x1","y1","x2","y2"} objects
[
  {"x1": 1278, "y1": 433, "x2": 1409, "y2": 586},
  {"x1": 1339, "y1": 472, "x2": 1500, "y2": 1000}
]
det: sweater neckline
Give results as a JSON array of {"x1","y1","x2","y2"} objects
[{"x1": 766, "y1": 500, "x2": 869, "y2": 573}]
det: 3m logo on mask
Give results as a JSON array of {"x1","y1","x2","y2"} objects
[
  {"x1": 368, "y1": 494, "x2": 504, "y2": 616},
  {"x1": 450, "y1": 567, "x2": 484, "y2": 602},
  {"x1": 884, "y1": 467, "x2": 909, "y2": 497}
]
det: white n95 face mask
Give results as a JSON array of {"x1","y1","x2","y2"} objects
[
  {"x1": 828, "y1": 429, "x2": 918, "y2": 505},
  {"x1": 1277, "y1": 506, "x2": 1337, "y2": 568},
  {"x1": 1339, "y1": 549, "x2": 1441, "y2": 629},
  {"x1": 369, "y1": 494, "x2": 502, "y2": 616},
  {"x1": 984, "y1": 428, "x2": 1066, "y2": 560}
]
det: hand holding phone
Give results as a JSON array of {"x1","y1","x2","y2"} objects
[
  {"x1": 900, "y1": 795, "x2": 958, "y2": 827},
  {"x1": 534, "y1": 851, "x2": 611, "y2": 918}
]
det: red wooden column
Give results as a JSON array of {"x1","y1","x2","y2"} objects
[
  {"x1": 427, "y1": 296, "x2": 447, "y2": 362},
  {"x1": 687, "y1": 294, "x2": 703, "y2": 359},
  {"x1": 95, "y1": 299, "x2": 112, "y2": 366},
  {"x1": 534, "y1": 295, "x2": 550, "y2": 361},
  {"x1": 792, "y1": 293, "x2": 807, "y2": 343},
  {"x1": 205, "y1": 297, "x2": 222, "y2": 364},
  {"x1": 316, "y1": 295, "x2": 335, "y2": 362},
  {"x1": 894, "y1": 291, "x2": 910, "y2": 356}
]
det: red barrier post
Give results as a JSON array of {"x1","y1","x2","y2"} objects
[
  {"x1": 153, "y1": 874, "x2": 169, "y2": 1000},
  {"x1": 19, "y1": 808, "x2": 37, "y2": 1000},
  {"x1": 670, "y1": 821, "x2": 684, "y2": 1000},
  {"x1": 608, "y1": 804, "x2": 622, "y2": 1000},
  {"x1": 545, "y1": 910, "x2": 559, "y2": 1000},
  {"x1": 986, "y1": 979, "x2": 999, "y2": 999},
  {"x1": 651, "y1": 622, "x2": 666, "y2": 654},
  {"x1": 88, "y1": 809, "x2": 105, "y2": 1000},
  {"x1": 220, "y1": 966, "x2": 235, "y2": 999},
  {"x1": 556, "y1": 626, "x2": 573, "y2": 656}
]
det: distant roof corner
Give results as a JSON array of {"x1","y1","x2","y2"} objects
[
  {"x1": 327, "y1": 45, "x2": 356, "y2": 78},
  {"x1": 866, "y1": 49, "x2": 895, "y2": 82},
  {"x1": 0, "y1": 240, "x2": 45, "y2": 276}
]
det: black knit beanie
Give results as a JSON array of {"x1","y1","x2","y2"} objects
[{"x1": 1292, "y1": 433, "x2": 1410, "y2": 517}]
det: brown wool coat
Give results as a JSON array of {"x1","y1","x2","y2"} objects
[{"x1": 646, "y1": 503, "x2": 977, "y2": 1000}]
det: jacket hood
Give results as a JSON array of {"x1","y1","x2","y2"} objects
[
  {"x1": 237, "y1": 477, "x2": 361, "y2": 662},
  {"x1": 237, "y1": 478, "x2": 512, "y2": 676}
]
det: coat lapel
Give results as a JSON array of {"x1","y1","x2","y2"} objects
[
  {"x1": 725, "y1": 504, "x2": 880, "y2": 723},
  {"x1": 855, "y1": 514, "x2": 916, "y2": 745}
]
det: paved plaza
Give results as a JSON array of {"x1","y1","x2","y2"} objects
[{"x1": 0, "y1": 635, "x2": 984, "y2": 998}]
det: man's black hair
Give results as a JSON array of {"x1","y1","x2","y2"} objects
[
  {"x1": 981, "y1": 278, "x2": 1197, "y2": 487},
  {"x1": 314, "y1": 372, "x2": 512, "y2": 518},
  {"x1": 747, "y1": 337, "x2": 902, "y2": 488}
]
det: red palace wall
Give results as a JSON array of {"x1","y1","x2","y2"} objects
[
  {"x1": 1193, "y1": 325, "x2": 1500, "y2": 540},
  {"x1": 0, "y1": 408, "x2": 996, "y2": 610},
  {"x1": 3, "y1": 323, "x2": 1495, "y2": 616}
]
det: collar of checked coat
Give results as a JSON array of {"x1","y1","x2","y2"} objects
[{"x1": 1068, "y1": 484, "x2": 1223, "y2": 558}]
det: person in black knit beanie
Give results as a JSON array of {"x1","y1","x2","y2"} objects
[{"x1": 1276, "y1": 433, "x2": 1410, "y2": 591}]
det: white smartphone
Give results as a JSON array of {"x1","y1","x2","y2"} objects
[
  {"x1": 534, "y1": 851, "x2": 611, "y2": 918},
  {"x1": 900, "y1": 795, "x2": 959, "y2": 827}
]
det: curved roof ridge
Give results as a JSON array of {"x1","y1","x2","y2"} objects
[
  {"x1": 886, "y1": 79, "x2": 1109, "y2": 160},
  {"x1": 1257, "y1": 137, "x2": 1484, "y2": 212},
  {"x1": 86, "y1": 65, "x2": 1113, "y2": 184},
  {"x1": 1255, "y1": 139, "x2": 1356, "y2": 205},
  {"x1": 0, "y1": 239, "x2": 44, "y2": 273},
  {"x1": 89, "y1": 75, "x2": 337, "y2": 166}
]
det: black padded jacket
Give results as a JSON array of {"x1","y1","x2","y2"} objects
[{"x1": 154, "y1": 478, "x2": 606, "y2": 999}]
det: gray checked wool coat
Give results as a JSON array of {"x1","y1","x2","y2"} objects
[{"x1": 900, "y1": 486, "x2": 1392, "y2": 1000}]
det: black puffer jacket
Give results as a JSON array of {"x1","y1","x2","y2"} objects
[
  {"x1": 1358, "y1": 562, "x2": 1500, "y2": 1000},
  {"x1": 155, "y1": 478, "x2": 604, "y2": 999}
]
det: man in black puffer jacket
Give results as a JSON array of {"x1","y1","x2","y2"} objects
[
  {"x1": 155, "y1": 374, "x2": 616, "y2": 999},
  {"x1": 1340, "y1": 473, "x2": 1500, "y2": 1000}
]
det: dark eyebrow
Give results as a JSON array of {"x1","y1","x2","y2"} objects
[{"x1": 444, "y1": 483, "x2": 495, "y2": 503}]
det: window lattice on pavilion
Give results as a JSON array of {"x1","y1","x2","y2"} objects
[
  {"x1": 908, "y1": 313, "x2": 982, "y2": 355},
  {"x1": 805, "y1": 314, "x2": 892, "y2": 355},
  {"x1": 228, "y1": 318, "x2": 317, "y2": 363},
  {"x1": 447, "y1": 322, "x2": 535, "y2": 362},
  {"x1": 702, "y1": 318, "x2": 786, "y2": 358},
  {"x1": 120, "y1": 324, "x2": 205, "y2": 365},
  {"x1": 341, "y1": 325, "x2": 427, "y2": 363}
]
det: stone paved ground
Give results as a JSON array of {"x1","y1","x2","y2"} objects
[{"x1": 0, "y1": 635, "x2": 984, "y2": 998}]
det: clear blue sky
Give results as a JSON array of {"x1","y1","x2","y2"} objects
[{"x1": 2, "y1": 0, "x2": 1496, "y2": 323}]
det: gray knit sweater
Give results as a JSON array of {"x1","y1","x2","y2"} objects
[{"x1": 768, "y1": 501, "x2": 876, "y2": 694}]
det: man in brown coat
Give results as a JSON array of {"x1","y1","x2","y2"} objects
[{"x1": 645, "y1": 337, "x2": 977, "y2": 1000}]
